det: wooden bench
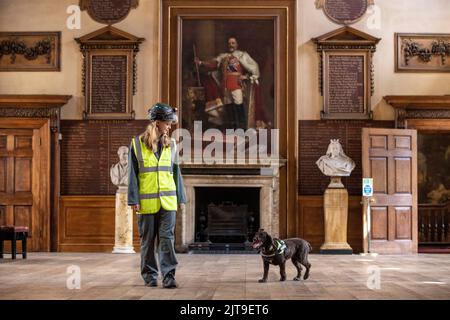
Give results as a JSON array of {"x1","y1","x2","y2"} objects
[{"x1": 0, "y1": 226, "x2": 29, "y2": 259}]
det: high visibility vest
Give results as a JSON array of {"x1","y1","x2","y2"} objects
[{"x1": 131, "y1": 136, "x2": 178, "y2": 214}]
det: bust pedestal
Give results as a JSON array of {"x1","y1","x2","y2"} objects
[
  {"x1": 112, "y1": 186, "x2": 135, "y2": 254},
  {"x1": 320, "y1": 177, "x2": 353, "y2": 254}
]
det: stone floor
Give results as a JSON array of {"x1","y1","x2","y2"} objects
[{"x1": 0, "y1": 253, "x2": 449, "y2": 300}]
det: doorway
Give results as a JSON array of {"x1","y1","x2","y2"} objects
[{"x1": 0, "y1": 119, "x2": 50, "y2": 251}]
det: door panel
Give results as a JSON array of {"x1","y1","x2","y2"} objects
[
  {"x1": 362, "y1": 128, "x2": 417, "y2": 254},
  {"x1": 0, "y1": 126, "x2": 45, "y2": 251},
  {"x1": 395, "y1": 207, "x2": 412, "y2": 239},
  {"x1": 371, "y1": 207, "x2": 388, "y2": 240},
  {"x1": 394, "y1": 158, "x2": 411, "y2": 193},
  {"x1": 15, "y1": 158, "x2": 32, "y2": 192},
  {"x1": 371, "y1": 158, "x2": 387, "y2": 193},
  {"x1": 0, "y1": 158, "x2": 6, "y2": 192}
]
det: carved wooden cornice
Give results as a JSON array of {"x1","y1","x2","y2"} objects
[
  {"x1": 384, "y1": 95, "x2": 450, "y2": 128},
  {"x1": 0, "y1": 94, "x2": 72, "y2": 132}
]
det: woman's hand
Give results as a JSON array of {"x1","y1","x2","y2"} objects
[{"x1": 132, "y1": 204, "x2": 140, "y2": 212}]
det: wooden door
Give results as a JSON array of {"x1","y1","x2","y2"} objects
[
  {"x1": 0, "y1": 119, "x2": 50, "y2": 251},
  {"x1": 362, "y1": 128, "x2": 417, "y2": 254}
]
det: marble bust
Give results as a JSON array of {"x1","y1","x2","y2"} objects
[
  {"x1": 110, "y1": 146, "x2": 129, "y2": 188},
  {"x1": 316, "y1": 139, "x2": 355, "y2": 177}
]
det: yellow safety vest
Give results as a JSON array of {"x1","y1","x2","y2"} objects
[{"x1": 131, "y1": 136, "x2": 178, "y2": 214}]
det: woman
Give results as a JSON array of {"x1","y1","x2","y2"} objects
[{"x1": 128, "y1": 102, "x2": 186, "y2": 288}]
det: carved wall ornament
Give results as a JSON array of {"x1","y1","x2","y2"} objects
[
  {"x1": 396, "y1": 33, "x2": 450, "y2": 72},
  {"x1": 315, "y1": 0, "x2": 374, "y2": 25},
  {"x1": 0, "y1": 32, "x2": 60, "y2": 71}
]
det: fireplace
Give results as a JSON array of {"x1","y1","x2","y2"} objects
[
  {"x1": 175, "y1": 162, "x2": 282, "y2": 252},
  {"x1": 194, "y1": 187, "x2": 260, "y2": 244}
]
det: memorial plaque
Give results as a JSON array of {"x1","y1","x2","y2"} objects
[
  {"x1": 313, "y1": 27, "x2": 380, "y2": 120},
  {"x1": 80, "y1": 0, "x2": 139, "y2": 25},
  {"x1": 327, "y1": 54, "x2": 364, "y2": 114},
  {"x1": 315, "y1": 0, "x2": 373, "y2": 25},
  {"x1": 298, "y1": 120, "x2": 394, "y2": 196},
  {"x1": 90, "y1": 55, "x2": 128, "y2": 114},
  {"x1": 60, "y1": 120, "x2": 148, "y2": 195},
  {"x1": 323, "y1": 52, "x2": 369, "y2": 119},
  {"x1": 76, "y1": 26, "x2": 144, "y2": 120}
]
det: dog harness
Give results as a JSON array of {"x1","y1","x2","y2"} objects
[{"x1": 261, "y1": 239, "x2": 287, "y2": 257}]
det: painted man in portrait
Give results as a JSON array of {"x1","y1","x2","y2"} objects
[{"x1": 195, "y1": 36, "x2": 264, "y2": 130}]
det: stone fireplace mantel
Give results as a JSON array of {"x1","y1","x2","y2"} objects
[{"x1": 175, "y1": 160, "x2": 285, "y2": 252}]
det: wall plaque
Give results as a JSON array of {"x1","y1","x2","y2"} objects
[
  {"x1": 60, "y1": 120, "x2": 148, "y2": 195},
  {"x1": 315, "y1": 0, "x2": 374, "y2": 25},
  {"x1": 75, "y1": 26, "x2": 144, "y2": 119},
  {"x1": 395, "y1": 33, "x2": 450, "y2": 72},
  {"x1": 313, "y1": 27, "x2": 380, "y2": 120},
  {"x1": 0, "y1": 32, "x2": 60, "y2": 71},
  {"x1": 326, "y1": 52, "x2": 366, "y2": 115},
  {"x1": 90, "y1": 54, "x2": 128, "y2": 114},
  {"x1": 80, "y1": 0, "x2": 139, "y2": 25}
]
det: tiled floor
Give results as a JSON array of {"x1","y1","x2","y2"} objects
[{"x1": 0, "y1": 253, "x2": 449, "y2": 300}]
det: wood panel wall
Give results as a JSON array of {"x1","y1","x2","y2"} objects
[
  {"x1": 298, "y1": 195, "x2": 363, "y2": 253},
  {"x1": 58, "y1": 196, "x2": 140, "y2": 252}
]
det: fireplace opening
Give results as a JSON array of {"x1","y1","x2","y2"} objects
[{"x1": 194, "y1": 187, "x2": 260, "y2": 248}]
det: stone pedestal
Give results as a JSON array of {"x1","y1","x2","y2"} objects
[
  {"x1": 112, "y1": 187, "x2": 135, "y2": 254},
  {"x1": 320, "y1": 178, "x2": 353, "y2": 254}
]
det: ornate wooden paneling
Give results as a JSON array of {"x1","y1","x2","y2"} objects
[
  {"x1": 59, "y1": 196, "x2": 140, "y2": 252},
  {"x1": 297, "y1": 195, "x2": 363, "y2": 253}
]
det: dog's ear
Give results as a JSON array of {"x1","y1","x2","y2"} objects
[{"x1": 259, "y1": 228, "x2": 264, "y2": 232}]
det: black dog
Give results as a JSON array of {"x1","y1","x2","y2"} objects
[{"x1": 252, "y1": 229, "x2": 312, "y2": 282}]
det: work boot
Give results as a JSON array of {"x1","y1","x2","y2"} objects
[
  {"x1": 162, "y1": 273, "x2": 178, "y2": 289},
  {"x1": 145, "y1": 279, "x2": 158, "y2": 287}
]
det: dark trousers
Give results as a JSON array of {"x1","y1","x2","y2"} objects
[{"x1": 137, "y1": 210, "x2": 178, "y2": 283}]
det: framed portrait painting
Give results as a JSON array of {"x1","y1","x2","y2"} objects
[
  {"x1": 161, "y1": 0, "x2": 295, "y2": 133},
  {"x1": 161, "y1": 0, "x2": 297, "y2": 237}
]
